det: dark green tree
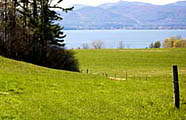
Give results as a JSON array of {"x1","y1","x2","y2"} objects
[{"x1": 154, "y1": 41, "x2": 161, "y2": 48}]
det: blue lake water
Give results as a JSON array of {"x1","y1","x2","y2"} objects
[{"x1": 64, "y1": 30, "x2": 186, "y2": 49}]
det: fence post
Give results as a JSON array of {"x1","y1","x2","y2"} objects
[
  {"x1": 172, "y1": 65, "x2": 180, "y2": 109},
  {"x1": 126, "y1": 72, "x2": 128, "y2": 80},
  {"x1": 105, "y1": 73, "x2": 108, "y2": 77}
]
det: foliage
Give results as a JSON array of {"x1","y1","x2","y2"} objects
[
  {"x1": 163, "y1": 36, "x2": 186, "y2": 48},
  {"x1": 0, "y1": 0, "x2": 78, "y2": 71},
  {"x1": 173, "y1": 40, "x2": 186, "y2": 48},
  {"x1": 174, "y1": 40, "x2": 182, "y2": 48},
  {"x1": 149, "y1": 41, "x2": 161, "y2": 48},
  {"x1": 153, "y1": 41, "x2": 161, "y2": 48},
  {"x1": 44, "y1": 47, "x2": 79, "y2": 71}
]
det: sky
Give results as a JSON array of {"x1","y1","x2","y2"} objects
[{"x1": 58, "y1": 0, "x2": 185, "y2": 7}]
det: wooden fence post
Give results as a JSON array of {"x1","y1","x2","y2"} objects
[
  {"x1": 105, "y1": 73, "x2": 108, "y2": 77},
  {"x1": 126, "y1": 72, "x2": 128, "y2": 80},
  {"x1": 172, "y1": 65, "x2": 180, "y2": 109}
]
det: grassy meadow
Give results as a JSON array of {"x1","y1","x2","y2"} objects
[
  {"x1": 0, "y1": 48, "x2": 186, "y2": 119},
  {"x1": 76, "y1": 48, "x2": 186, "y2": 78}
]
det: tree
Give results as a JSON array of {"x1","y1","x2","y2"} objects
[
  {"x1": 173, "y1": 39, "x2": 186, "y2": 48},
  {"x1": 149, "y1": 42, "x2": 154, "y2": 48},
  {"x1": 118, "y1": 41, "x2": 125, "y2": 49},
  {"x1": 92, "y1": 40, "x2": 104, "y2": 49},
  {"x1": 173, "y1": 40, "x2": 182, "y2": 48},
  {"x1": 163, "y1": 36, "x2": 181, "y2": 48},
  {"x1": 154, "y1": 41, "x2": 161, "y2": 48},
  {"x1": 0, "y1": 0, "x2": 79, "y2": 71},
  {"x1": 1, "y1": 0, "x2": 72, "y2": 53},
  {"x1": 183, "y1": 40, "x2": 186, "y2": 48},
  {"x1": 82, "y1": 43, "x2": 89, "y2": 49}
]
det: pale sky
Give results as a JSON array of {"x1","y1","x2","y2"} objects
[{"x1": 58, "y1": 0, "x2": 185, "y2": 7}]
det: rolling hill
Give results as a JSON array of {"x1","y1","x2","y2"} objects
[
  {"x1": 59, "y1": 1, "x2": 186, "y2": 29},
  {"x1": 0, "y1": 48, "x2": 186, "y2": 119}
]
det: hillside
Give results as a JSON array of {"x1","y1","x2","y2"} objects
[
  {"x1": 1, "y1": 48, "x2": 186, "y2": 119},
  {"x1": 60, "y1": 1, "x2": 186, "y2": 29}
]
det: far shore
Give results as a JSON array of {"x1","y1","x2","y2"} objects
[{"x1": 64, "y1": 28, "x2": 186, "y2": 31}]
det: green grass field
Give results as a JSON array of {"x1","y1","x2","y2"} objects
[
  {"x1": 0, "y1": 48, "x2": 186, "y2": 119},
  {"x1": 75, "y1": 48, "x2": 186, "y2": 78}
]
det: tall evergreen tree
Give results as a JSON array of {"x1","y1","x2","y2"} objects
[{"x1": 0, "y1": 0, "x2": 79, "y2": 71}]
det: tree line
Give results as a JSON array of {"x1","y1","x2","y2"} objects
[
  {"x1": 149, "y1": 36, "x2": 186, "y2": 48},
  {"x1": 0, "y1": 0, "x2": 79, "y2": 71},
  {"x1": 163, "y1": 36, "x2": 186, "y2": 48},
  {"x1": 81, "y1": 36, "x2": 186, "y2": 49}
]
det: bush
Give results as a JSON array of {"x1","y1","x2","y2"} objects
[
  {"x1": 154, "y1": 41, "x2": 161, "y2": 48},
  {"x1": 0, "y1": 23, "x2": 79, "y2": 72},
  {"x1": 183, "y1": 40, "x2": 186, "y2": 47},
  {"x1": 163, "y1": 39, "x2": 174, "y2": 48},
  {"x1": 149, "y1": 41, "x2": 161, "y2": 48},
  {"x1": 173, "y1": 40, "x2": 182, "y2": 48},
  {"x1": 163, "y1": 36, "x2": 183, "y2": 48},
  {"x1": 0, "y1": 43, "x2": 79, "y2": 72},
  {"x1": 44, "y1": 47, "x2": 79, "y2": 72}
]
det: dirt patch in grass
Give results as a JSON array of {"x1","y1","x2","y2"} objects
[{"x1": 119, "y1": 49, "x2": 168, "y2": 52}]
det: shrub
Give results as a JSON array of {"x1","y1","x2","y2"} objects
[
  {"x1": 149, "y1": 41, "x2": 161, "y2": 48},
  {"x1": 154, "y1": 41, "x2": 161, "y2": 48},
  {"x1": 183, "y1": 40, "x2": 186, "y2": 47},
  {"x1": 173, "y1": 40, "x2": 182, "y2": 48},
  {"x1": 163, "y1": 36, "x2": 181, "y2": 48},
  {"x1": 44, "y1": 47, "x2": 79, "y2": 72},
  {"x1": 163, "y1": 36, "x2": 186, "y2": 48}
]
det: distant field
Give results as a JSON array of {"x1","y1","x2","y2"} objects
[
  {"x1": 0, "y1": 48, "x2": 186, "y2": 119},
  {"x1": 76, "y1": 48, "x2": 186, "y2": 79}
]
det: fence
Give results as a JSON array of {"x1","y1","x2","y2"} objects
[{"x1": 80, "y1": 65, "x2": 186, "y2": 81}]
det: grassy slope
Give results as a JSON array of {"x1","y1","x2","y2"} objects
[{"x1": 0, "y1": 48, "x2": 186, "y2": 119}]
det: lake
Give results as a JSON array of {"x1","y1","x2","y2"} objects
[{"x1": 64, "y1": 30, "x2": 186, "y2": 49}]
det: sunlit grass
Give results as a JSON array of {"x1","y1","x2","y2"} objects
[
  {"x1": 0, "y1": 48, "x2": 186, "y2": 119},
  {"x1": 75, "y1": 48, "x2": 186, "y2": 78}
]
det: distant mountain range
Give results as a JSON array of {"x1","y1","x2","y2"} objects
[{"x1": 58, "y1": 1, "x2": 186, "y2": 30}]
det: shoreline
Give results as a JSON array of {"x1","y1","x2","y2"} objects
[{"x1": 64, "y1": 28, "x2": 186, "y2": 31}]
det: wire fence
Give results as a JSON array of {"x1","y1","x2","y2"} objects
[{"x1": 79, "y1": 65, "x2": 186, "y2": 81}]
